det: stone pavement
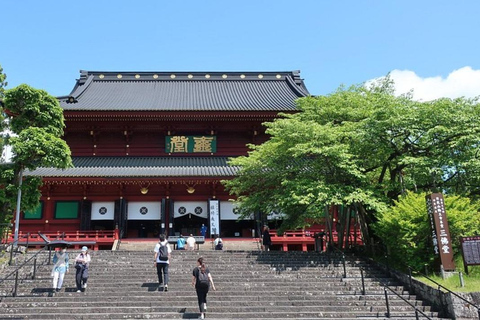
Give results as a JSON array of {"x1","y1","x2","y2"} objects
[{"x1": 119, "y1": 237, "x2": 261, "y2": 251}]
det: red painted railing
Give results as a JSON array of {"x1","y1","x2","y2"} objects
[
  {"x1": 8, "y1": 230, "x2": 118, "y2": 250},
  {"x1": 269, "y1": 229, "x2": 363, "y2": 252}
]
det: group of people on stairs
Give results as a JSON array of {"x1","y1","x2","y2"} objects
[
  {"x1": 51, "y1": 233, "x2": 220, "y2": 319},
  {"x1": 51, "y1": 245, "x2": 91, "y2": 293},
  {"x1": 154, "y1": 234, "x2": 216, "y2": 319}
]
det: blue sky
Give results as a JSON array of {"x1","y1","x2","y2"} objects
[{"x1": 2, "y1": 1, "x2": 479, "y2": 100}]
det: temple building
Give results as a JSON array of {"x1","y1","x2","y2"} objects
[{"x1": 22, "y1": 70, "x2": 310, "y2": 239}]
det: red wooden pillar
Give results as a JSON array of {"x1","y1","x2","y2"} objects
[{"x1": 44, "y1": 198, "x2": 55, "y2": 232}]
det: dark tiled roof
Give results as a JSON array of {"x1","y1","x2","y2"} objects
[
  {"x1": 58, "y1": 71, "x2": 310, "y2": 111},
  {"x1": 25, "y1": 157, "x2": 238, "y2": 178}
]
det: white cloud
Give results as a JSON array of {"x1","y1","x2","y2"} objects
[{"x1": 369, "y1": 66, "x2": 480, "y2": 101}]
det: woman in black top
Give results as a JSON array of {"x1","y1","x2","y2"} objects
[
  {"x1": 262, "y1": 226, "x2": 272, "y2": 251},
  {"x1": 192, "y1": 257, "x2": 216, "y2": 319}
]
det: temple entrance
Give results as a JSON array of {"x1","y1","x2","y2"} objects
[
  {"x1": 174, "y1": 214, "x2": 207, "y2": 236},
  {"x1": 127, "y1": 220, "x2": 160, "y2": 238},
  {"x1": 126, "y1": 201, "x2": 162, "y2": 238},
  {"x1": 220, "y1": 220, "x2": 256, "y2": 238},
  {"x1": 90, "y1": 220, "x2": 116, "y2": 231}
]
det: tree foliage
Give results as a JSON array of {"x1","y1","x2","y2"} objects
[
  {"x1": 373, "y1": 191, "x2": 480, "y2": 271},
  {"x1": 0, "y1": 84, "x2": 72, "y2": 223},
  {"x1": 0, "y1": 64, "x2": 6, "y2": 98},
  {"x1": 0, "y1": 64, "x2": 7, "y2": 156},
  {"x1": 223, "y1": 78, "x2": 480, "y2": 236}
]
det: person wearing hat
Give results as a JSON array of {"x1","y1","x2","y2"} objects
[
  {"x1": 52, "y1": 245, "x2": 69, "y2": 292},
  {"x1": 74, "y1": 246, "x2": 91, "y2": 292}
]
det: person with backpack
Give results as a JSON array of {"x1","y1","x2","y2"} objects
[
  {"x1": 192, "y1": 257, "x2": 216, "y2": 319},
  {"x1": 154, "y1": 234, "x2": 172, "y2": 291},
  {"x1": 214, "y1": 234, "x2": 223, "y2": 250}
]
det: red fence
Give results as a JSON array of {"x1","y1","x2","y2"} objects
[
  {"x1": 8, "y1": 230, "x2": 119, "y2": 250},
  {"x1": 269, "y1": 229, "x2": 363, "y2": 252}
]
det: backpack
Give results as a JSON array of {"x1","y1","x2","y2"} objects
[
  {"x1": 197, "y1": 269, "x2": 209, "y2": 288},
  {"x1": 158, "y1": 242, "x2": 169, "y2": 261}
]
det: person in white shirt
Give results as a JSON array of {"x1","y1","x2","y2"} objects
[
  {"x1": 154, "y1": 234, "x2": 172, "y2": 291},
  {"x1": 186, "y1": 234, "x2": 196, "y2": 251}
]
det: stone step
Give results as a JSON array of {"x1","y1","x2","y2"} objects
[
  {"x1": 20, "y1": 253, "x2": 366, "y2": 263},
  {"x1": 29, "y1": 273, "x2": 387, "y2": 280},
  {"x1": 1, "y1": 294, "x2": 426, "y2": 305},
  {"x1": 33, "y1": 267, "x2": 383, "y2": 275},
  {"x1": 2, "y1": 303, "x2": 429, "y2": 313},
  {"x1": 12, "y1": 263, "x2": 389, "y2": 273},
  {"x1": 1, "y1": 306, "x2": 436, "y2": 317},
  {"x1": 0, "y1": 310, "x2": 445, "y2": 319},
  {"x1": 5, "y1": 280, "x2": 399, "y2": 289},
  {"x1": 21, "y1": 270, "x2": 394, "y2": 280},
  {"x1": 0, "y1": 311, "x2": 451, "y2": 320},
  {"x1": 3, "y1": 280, "x2": 408, "y2": 292}
]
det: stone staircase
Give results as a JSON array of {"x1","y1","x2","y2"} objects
[{"x1": 0, "y1": 249, "x2": 451, "y2": 319}]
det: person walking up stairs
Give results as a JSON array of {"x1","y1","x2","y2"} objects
[
  {"x1": 154, "y1": 234, "x2": 172, "y2": 292},
  {"x1": 192, "y1": 257, "x2": 216, "y2": 319}
]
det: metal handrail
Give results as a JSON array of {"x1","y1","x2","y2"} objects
[
  {"x1": 411, "y1": 268, "x2": 480, "y2": 319},
  {"x1": 3, "y1": 232, "x2": 31, "y2": 265},
  {"x1": 384, "y1": 286, "x2": 433, "y2": 319},
  {"x1": 329, "y1": 245, "x2": 376, "y2": 295},
  {"x1": 329, "y1": 246, "x2": 438, "y2": 318},
  {"x1": 367, "y1": 243, "x2": 480, "y2": 319},
  {"x1": 0, "y1": 246, "x2": 49, "y2": 297}
]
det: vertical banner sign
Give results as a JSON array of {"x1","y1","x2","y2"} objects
[
  {"x1": 426, "y1": 193, "x2": 455, "y2": 271},
  {"x1": 208, "y1": 199, "x2": 220, "y2": 238}
]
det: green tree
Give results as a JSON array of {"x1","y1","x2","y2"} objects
[
  {"x1": 0, "y1": 64, "x2": 7, "y2": 156},
  {"x1": 0, "y1": 64, "x2": 6, "y2": 97},
  {"x1": 0, "y1": 84, "x2": 73, "y2": 225},
  {"x1": 224, "y1": 78, "x2": 480, "y2": 239},
  {"x1": 373, "y1": 191, "x2": 480, "y2": 271}
]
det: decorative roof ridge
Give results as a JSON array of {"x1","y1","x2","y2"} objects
[
  {"x1": 84, "y1": 70, "x2": 297, "y2": 75},
  {"x1": 76, "y1": 70, "x2": 303, "y2": 82}
]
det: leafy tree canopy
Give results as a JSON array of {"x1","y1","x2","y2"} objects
[
  {"x1": 0, "y1": 64, "x2": 7, "y2": 153},
  {"x1": 373, "y1": 191, "x2": 480, "y2": 271},
  {"x1": 224, "y1": 77, "x2": 480, "y2": 234},
  {"x1": 0, "y1": 64, "x2": 6, "y2": 98},
  {"x1": 0, "y1": 83, "x2": 72, "y2": 223}
]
